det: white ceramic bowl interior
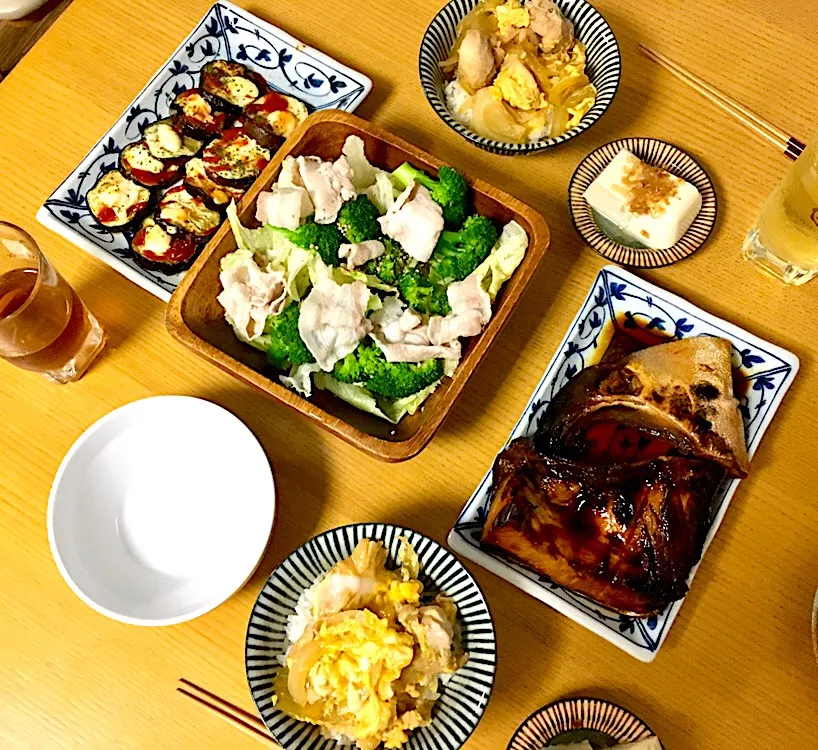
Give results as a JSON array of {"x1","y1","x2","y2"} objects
[{"x1": 48, "y1": 396, "x2": 275, "y2": 625}]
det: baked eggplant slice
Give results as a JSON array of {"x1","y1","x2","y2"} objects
[
  {"x1": 120, "y1": 141, "x2": 184, "y2": 188},
  {"x1": 184, "y1": 158, "x2": 245, "y2": 209},
  {"x1": 200, "y1": 59, "x2": 268, "y2": 112},
  {"x1": 86, "y1": 169, "x2": 152, "y2": 230},
  {"x1": 142, "y1": 118, "x2": 204, "y2": 160},
  {"x1": 202, "y1": 128, "x2": 270, "y2": 188},
  {"x1": 131, "y1": 217, "x2": 201, "y2": 275},
  {"x1": 242, "y1": 92, "x2": 308, "y2": 149},
  {"x1": 155, "y1": 185, "x2": 222, "y2": 239},
  {"x1": 171, "y1": 88, "x2": 229, "y2": 137}
]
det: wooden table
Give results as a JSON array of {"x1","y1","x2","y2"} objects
[{"x1": 1, "y1": 1, "x2": 816, "y2": 747}]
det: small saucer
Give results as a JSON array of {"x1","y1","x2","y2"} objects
[
  {"x1": 568, "y1": 137, "x2": 717, "y2": 268},
  {"x1": 508, "y1": 696, "x2": 660, "y2": 749}
]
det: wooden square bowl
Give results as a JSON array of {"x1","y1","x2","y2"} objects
[{"x1": 166, "y1": 110, "x2": 550, "y2": 462}]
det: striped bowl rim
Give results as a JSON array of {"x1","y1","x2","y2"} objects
[
  {"x1": 418, "y1": 0, "x2": 622, "y2": 155},
  {"x1": 245, "y1": 522, "x2": 497, "y2": 749},
  {"x1": 568, "y1": 137, "x2": 718, "y2": 267},
  {"x1": 508, "y1": 696, "x2": 660, "y2": 749}
]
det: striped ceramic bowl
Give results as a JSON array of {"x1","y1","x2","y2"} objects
[
  {"x1": 568, "y1": 137, "x2": 717, "y2": 267},
  {"x1": 508, "y1": 697, "x2": 660, "y2": 749},
  {"x1": 246, "y1": 523, "x2": 497, "y2": 749},
  {"x1": 419, "y1": 0, "x2": 621, "y2": 155}
]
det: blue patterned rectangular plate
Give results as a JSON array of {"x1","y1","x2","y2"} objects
[
  {"x1": 448, "y1": 265, "x2": 798, "y2": 662},
  {"x1": 36, "y1": 0, "x2": 371, "y2": 302}
]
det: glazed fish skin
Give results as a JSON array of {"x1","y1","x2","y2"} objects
[
  {"x1": 536, "y1": 337, "x2": 750, "y2": 478},
  {"x1": 481, "y1": 438, "x2": 723, "y2": 615}
]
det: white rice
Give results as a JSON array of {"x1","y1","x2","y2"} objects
[
  {"x1": 445, "y1": 79, "x2": 474, "y2": 128},
  {"x1": 278, "y1": 575, "x2": 323, "y2": 667}
]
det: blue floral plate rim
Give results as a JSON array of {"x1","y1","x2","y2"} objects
[
  {"x1": 448, "y1": 264, "x2": 798, "y2": 662},
  {"x1": 36, "y1": 0, "x2": 372, "y2": 302}
]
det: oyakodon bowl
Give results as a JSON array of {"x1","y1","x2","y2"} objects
[
  {"x1": 47, "y1": 396, "x2": 275, "y2": 626},
  {"x1": 419, "y1": 0, "x2": 621, "y2": 155},
  {"x1": 245, "y1": 523, "x2": 497, "y2": 749}
]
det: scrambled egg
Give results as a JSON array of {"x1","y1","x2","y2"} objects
[
  {"x1": 495, "y1": 0, "x2": 530, "y2": 38},
  {"x1": 493, "y1": 52, "x2": 546, "y2": 110},
  {"x1": 448, "y1": 0, "x2": 598, "y2": 141},
  {"x1": 275, "y1": 540, "x2": 466, "y2": 750}
]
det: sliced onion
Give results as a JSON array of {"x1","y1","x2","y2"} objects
[
  {"x1": 287, "y1": 637, "x2": 323, "y2": 705},
  {"x1": 470, "y1": 87, "x2": 528, "y2": 142},
  {"x1": 549, "y1": 106, "x2": 569, "y2": 138},
  {"x1": 548, "y1": 74, "x2": 590, "y2": 106}
]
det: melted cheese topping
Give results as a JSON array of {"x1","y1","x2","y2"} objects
[
  {"x1": 185, "y1": 158, "x2": 242, "y2": 206},
  {"x1": 137, "y1": 219, "x2": 172, "y2": 256},
  {"x1": 157, "y1": 188, "x2": 221, "y2": 236},
  {"x1": 122, "y1": 142, "x2": 165, "y2": 174},
  {"x1": 145, "y1": 121, "x2": 201, "y2": 159},
  {"x1": 87, "y1": 171, "x2": 150, "y2": 226},
  {"x1": 177, "y1": 91, "x2": 213, "y2": 120},
  {"x1": 203, "y1": 134, "x2": 270, "y2": 181},
  {"x1": 220, "y1": 76, "x2": 260, "y2": 107}
]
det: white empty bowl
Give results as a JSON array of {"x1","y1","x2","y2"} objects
[{"x1": 47, "y1": 396, "x2": 275, "y2": 625}]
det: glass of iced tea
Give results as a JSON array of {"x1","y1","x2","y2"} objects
[
  {"x1": 743, "y1": 129, "x2": 818, "y2": 284},
  {"x1": 0, "y1": 222, "x2": 106, "y2": 383}
]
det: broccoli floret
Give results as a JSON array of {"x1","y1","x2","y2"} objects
[
  {"x1": 265, "y1": 304, "x2": 314, "y2": 370},
  {"x1": 337, "y1": 195, "x2": 381, "y2": 243},
  {"x1": 271, "y1": 218, "x2": 344, "y2": 266},
  {"x1": 392, "y1": 162, "x2": 469, "y2": 228},
  {"x1": 363, "y1": 238, "x2": 413, "y2": 286},
  {"x1": 397, "y1": 268, "x2": 451, "y2": 317},
  {"x1": 428, "y1": 214, "x2": 498, "y2": 285},
  {"x1": 332, "y1": 341, "x2": 443, "y2": 398}
]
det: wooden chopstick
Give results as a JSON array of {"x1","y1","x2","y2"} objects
[
  {"x1": 639, "y1": 44, "x2": 806, "y2": 160},
  {"x1": 177, "y1": 678, "x2": 280, "y2": 747}
]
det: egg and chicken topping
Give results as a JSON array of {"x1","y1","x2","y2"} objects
[
  {"x1": 274, "y1": 539, "x2": 467, "y2": 750},
  {"x1": 442, "y1": 0, "x2": 597, "y2": 142}
]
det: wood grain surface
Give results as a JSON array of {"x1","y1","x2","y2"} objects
[
  {"x1": 168, "y1": 109, "x2": 550, "y2": 462},
  {"x1": 0, "y1": 1, "x2": 816, "y2": 748}
]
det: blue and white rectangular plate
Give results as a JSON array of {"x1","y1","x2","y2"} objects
[
  {"x1": 449, "y1": 265, "x2": 798, "y2": 662},
  {"x1": 36, "y1": 0, "x2": 372, "y2": 302}
]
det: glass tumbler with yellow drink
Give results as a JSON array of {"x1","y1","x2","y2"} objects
[{"x1": 743, "y1": 130, "x2": 818, "y2": 284}]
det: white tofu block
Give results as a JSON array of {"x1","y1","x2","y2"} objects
[
  {"x1": 546, "y1": 743, "x2": 593, "y2": 750},
  {"x1": 583, "y1": 148, "x2": 702, "y2": 250},
  {"x1": 615, "y1": 737, "x2": 663, "y2": 750}
]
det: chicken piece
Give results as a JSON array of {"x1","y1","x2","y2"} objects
[
  {"x1": 338, "y1": 239, "x2": 385, "y2": 269},
  {"x1": 217, "y1": 256, "x2": 286, "y2": 340},
  {"x1": 426, "y1": 273, "x2": 492, "y2": 345},
  {"x1": 493, "y1": 51, "x2": 545, "y2": 110},
  {"x1": 370, "y1": 296, "x2": 426, "y2": 345},
  {"x1": 311, "y1": 540, "x2": 389, "y2": 619},
  {"x1": 526, "y1": 0, "x2": 573, "y2": 53},
  {"x1": 296, "y1": 155, "x2": 356, "y2": 224},
  {"x1": 297, "y1": 278, "x2": 372, "y2": 370},
  {"x1": 495, "y1": 0, "x2": 531, "y2": 41},
  {"x1": 278, "y1": 156, "x2": 304, "y2": 189},
  {"x1": 255, "y1": 186, "x2": 312, "y2": 230},
  {"x1": 332, "y1": 155, "x2": 358, "y2": 198},
  {"x1": 378, "y1": 183, "x2": 444, "y2": 263},
  {"x1": 369, "y1": 294, "x2": 462, "y2": 362},
  {"x1": 456, "y1": 28, "x2": 497, "y2": 93},
  {"x1": 395, "y1": 602, "x2": 461, "y2": 693},
  {"x1": 370, "y1": 330, "x2": 461, "y2": 363}
]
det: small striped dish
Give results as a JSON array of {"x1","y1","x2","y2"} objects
[
  {"x1": 245, "y1": 523, "x2": 497, "y2": 749},
  {"x1": 508, "y1": 697, "x2": 660, "y2": 749},
  {"x1": 568, "y1": 137, "x2": 717, "y2": 267},
  {"x1": 419, "y1": 0, "x2": 621, "y2": 155}
]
